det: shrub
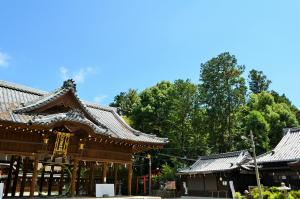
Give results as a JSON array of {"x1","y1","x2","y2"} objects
[
  {"x1": 250, "y1": 186, "x2": 298, "y2": 199},
  {"x1": 263, "y1": 190, "x2": 273, "y2": 199},
  {"x1": 290, "y1": 190, "x2": 300, "y2": 199},
  {"x1": 234, "y1": 192, "x2": 243, "y2": 199}
]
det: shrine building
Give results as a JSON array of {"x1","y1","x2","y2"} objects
[{"x1": 0, "y1": 80, "x2": 167, "y2": 197}]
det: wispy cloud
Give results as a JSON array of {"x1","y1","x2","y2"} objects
[
  {"x1": 93, "y1": 95, "x2": 108, "y2": 104},
  {"x1": 59, "y1": 66, "x2": 69, "y2": 80},
  {"x1": 0, "y1": 51, "x2": 9, "y2": 68},
  {"x1": 59, "y1": 66, "x2": 96, "y2": 83}
]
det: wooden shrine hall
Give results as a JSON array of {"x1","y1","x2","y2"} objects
[{"x1": 0, "y1": 80, "x2": 167, "y2": 197}]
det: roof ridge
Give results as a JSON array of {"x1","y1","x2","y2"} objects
[
  {"x1": 199, "y1": 150, "x2": 247, "y2": 160},
  {"x1": 283, "y1": 127, "x2": 300, "y2": 135},
  {"x1": 84, "y1": 101, "x2": 117, "y2": 112},
  {"x1": 0, "y1": 80, "x2": 47, "y2": 96}
]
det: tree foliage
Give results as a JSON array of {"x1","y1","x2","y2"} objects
[
  {"x1": 110, "y1": 52, "x2": 299, "y2": 174},
  {"x1": 239, "y1": 92, "x2": 299, "y2": 153},
  {"x1": 110, "y1": 89, "x2": 140, "y2": 116},
  {"x1": 199, "y1": 52, "x2": 247, "y2": 152},
  {"x1": 248, "y1": 69, "x2": 271, "y2": 94}
]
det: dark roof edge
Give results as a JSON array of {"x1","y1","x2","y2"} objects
[{"x1": 283, "y1": 127, "x2": 300, "y2": 135}]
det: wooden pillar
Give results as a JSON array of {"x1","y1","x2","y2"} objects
[
  {"x1": 203, "y1": 174, "x2": 206, "y2": 192},
  {"x1": 127, "y1": 163, "x2": 133, "y2": 196},
  {"x1": 59, "y1": 164, "x2": 65, "y2": 195},
  {"x1": 70, "y1": 159, "x2": 78, "y2": 197},
  {"x1": 20, "y1": 157, "x2": 29, "y2": 197},
  {"x1": 89, "y1": 163, "x2": 95, "y2": 195},
  {"x1": 11, "y1": 156, "x2": 21, "y2": 196},
  {"x1": 48, "y1": 164, "x2": 54, "y2": 196},
  {"x1": 136, "y1": 177, "x2": 138, "y2": 195},
  {"x1": 4, "y1": 155, "x2": 15, "y2": 197},
  {"x1": 76, "y1": 164, "x2": 81, "y2": 196},
  {"x1": 143, "y1": 176, "x2": 146, "y2": 194},
  {"x1": 102, "y1": 162, "x2": 108, "y2": 183},
  {"x1": 39, "y1": 164, "x2": 45, "y2": 195},
  {"x1": 114, "y1": 164, "x2": 118, "y2": 194},
  {"x1": 30, "y1": 154, "x2": 39, "y2": 198}
]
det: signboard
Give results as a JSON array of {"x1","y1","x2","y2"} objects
[
  {"x1": 165, "y1": 181, "x2": 176, "y2": 190},
  {"x1": 96, "y1": 184, "x2": 115, "y2": 197},
  {"x1": 53, "y1": 132, "x2": 72, "y2": 157}
]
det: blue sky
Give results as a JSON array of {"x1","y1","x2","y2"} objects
[{"x1": 1, "y1": 1, "x2": 300, "y2": 107}]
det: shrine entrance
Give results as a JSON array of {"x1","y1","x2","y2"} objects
[{"x1": 0, "y1": 123, "x2": 136, "y2": 197}]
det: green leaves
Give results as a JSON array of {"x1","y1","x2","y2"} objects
[
  {"x1": 244, "y1": 110, "x2": 270, "y2": 153},
  {"x1": 199, "y1": 52, "x2": 247, "y2": 153},
  {"x1": 248, "y1": 69, "x2": 271, "y2": 94},
  {"x1": 110, "y1": 52, "x2": 299, "y2": 170},
  {"x1": 242, "y1": 92, "x2": 299, "y2": 153}
]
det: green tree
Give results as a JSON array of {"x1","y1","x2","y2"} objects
[
  {"x1": 167, "y1": 79, "x2": 208, "y2": 157},
  {"x1": 244, "y1": 92, "x2": 299, "y2": 150},
  {"x1": 199, "y1": 52, "x2": 247, "y2": 153},
  {"x1": 248, "y1": 69, "x2": 271, "y2": 94},
  {"x1": 270, "y1": 90, "x2": 299, "y2": 113},
  {"x1": 133, "y1": 81, "x2": 173, "y2": 137},
  {"x1": 244, "y1": 110, "x2": 270, "y2": 153},
  {"x1": 110, "y1": 89, "x2": 140, "y2": 116}
]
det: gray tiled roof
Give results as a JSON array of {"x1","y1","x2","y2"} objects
[
  {"x1": 0, "y1": 80, "x2": 167, "y2": 144},
  {"x1": 178, "y1": 150, "x2": 251, "y2": 174},
  {"x1": 31, "y1": 109, "x2": 110, "y2": 135},
  {"x1": 256, "y1": 128, "x2": 300, "y2": 163}
]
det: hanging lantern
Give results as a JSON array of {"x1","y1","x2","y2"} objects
[
  {"x1": 43, "y1": 138, "x2": 49, "y2": 144},
  {"x1": 79, "y1": 143, "x2": 85, "y2": 150}
]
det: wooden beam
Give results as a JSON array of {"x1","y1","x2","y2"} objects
[
  {"x1": 30, "y1": 154, "x2": 39, "y2": 198},
  {"x1": 127, "y1": 163, "x2": 133, "y2": 196},
  {"x1": 11, "y1": 156, "x2": 21, "y2": 196},
  {"x1": 70, "y1": 159, "x2": 78, "y2": 197},
  {"x1": 67, "y1": 155, "x2": 132, "y2": 164},
  {"x1": 4, "y1": 155, "x2": 14, "y2": 197},
  {"x1": 19, "y1": 157, "x2": 29, "y2": 197},
  {"x1": 0, "y1": 139, "x2": 44, "y2": 145},
  {"x1": 39, "y1": 164, "x2": 45, "y2": 195}
]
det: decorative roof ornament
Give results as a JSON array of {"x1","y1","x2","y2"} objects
[{"x1": 62, "y1": 79, "x2": 77, "y2": 92}]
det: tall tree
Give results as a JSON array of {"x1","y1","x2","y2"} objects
[
  {"x1": 110, "y1": 89, "x2": 140, "y2": 127},
  {"x1": 248, "y1": 69, "x2": 271, "y2": 94},
  {"x1": 241, "y1": 92, "x2": 299, "y2": 152},
  {"x1": 167, "y1": 79, "x2": 208, "y2": 157},
  {"x1": 199, "y1": 52, "x2": 247, "y2": 153},
  {"x1": 110, "y1": 89, "x2": 140, "y2": 116},
  {"x1": 133, "y1": 81, "x2": 173, "y2": 137}
]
